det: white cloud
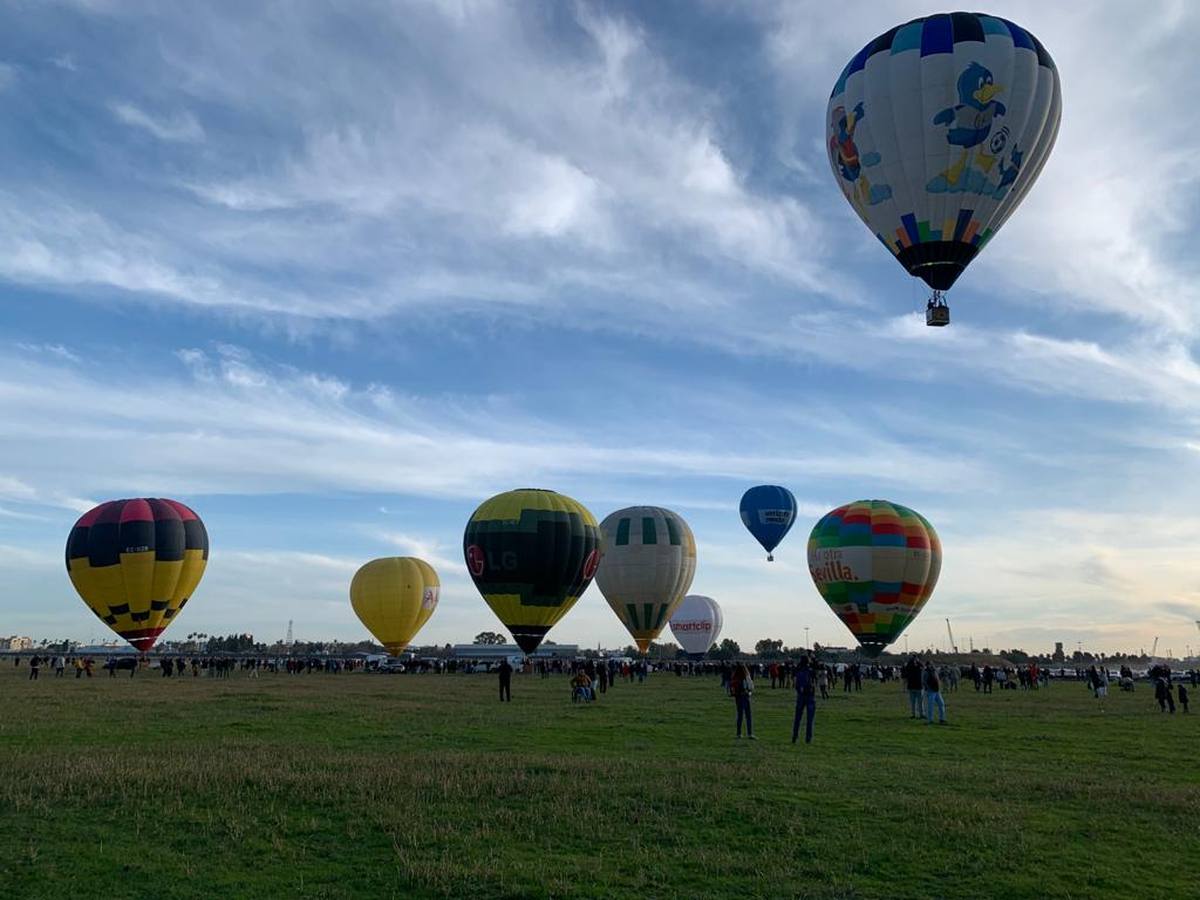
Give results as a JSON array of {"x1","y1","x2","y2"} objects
[
  {"x1": 109, "y1": 101, "x2": 204, "y2": 142},
  {"x1": 16, "y1": 342, "x2": 81, "y2": 364},
  {"x1": 0, "y1": 346, "x2": 984, "y2": 502},
  {"x1": 0, "y1": 62, "x2": 16, "y2": 91}
]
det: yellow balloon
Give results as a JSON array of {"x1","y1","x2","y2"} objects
[{"x1": 350, "y1": 557, "x2": 439, "y2": 654}]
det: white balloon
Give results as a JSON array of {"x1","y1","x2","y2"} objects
[
  {"x1": 669, "y1": 594, "x2": 723, "y2": 656},
  {"x1": 596, "y1": 506, "x2": 696, "y2": 652}
]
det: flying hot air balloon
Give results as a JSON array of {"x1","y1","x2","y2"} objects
[
  {"x1": 596, "y1": 506, "x2": 696, "y2": 653},
  {"x1": 463, "y1": 489, "x2": 600, "y2": 654},
  {"x1": 740, "y1": 485, "x2": 797, "y2": 561},
  {"x1": 669, "y1": 594, "x2": 723, "y2": 657},
  {"x1": 807, "y1": 500, "x2": 940, "y2": 657},
  {"x1": 66, "y1": 498, "x2": 209, "y2": 652},
  {"x1": 350, "y1": 557, "x2": 439, "y2": 655},
  {"x1": 827, "y1": 12, "x2": 1061, "y2": 325}
]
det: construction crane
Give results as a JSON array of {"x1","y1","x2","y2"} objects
[
  {"x1": 945, "y1": 618, "x2": 959, "y2": 654},
  {"x1": 1151, "y1": 636, "x2": 1159, "y2": 658}
]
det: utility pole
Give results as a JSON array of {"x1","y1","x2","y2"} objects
[
  {"x1": 286, "y1": 619, "x2": 294, "y2": 647},
  {"x1": 804, "y1": 626, "x2": 810, "y2": 649}
]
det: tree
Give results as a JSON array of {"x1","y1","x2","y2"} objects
[
  {"x1": 710, "y1": 638, "x2": 742, "y2": 660},
  {"x1": 474, "y1": 631, "x2": 507, "y2": 646},
  {"x1": 754, "y1": 638, "x2": 783, "y2": 658}
]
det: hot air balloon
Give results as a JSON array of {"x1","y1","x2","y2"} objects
[
  {"x1": 596, "y1": 506, "x2": 696, "y2": 653},
  {"x1": 350, "y1": 557, "x2": 439, "y2": 655},
  {"x1": 66, "y1": 498, "x2": 209, "y2": 652},
  {"x1": 826, "y1": 12, "x2": 1061, "y2": 325},
  {"x1": 463, "y1": 488, "x2": 600, "y2": 654},
  {"x1": 669, "y1": 594, "x2": 723, "y2": 657},
  {"x1": 740, "y1": 485, "x2": 797, "y2": 561},
  {"x1": 807, "y1": 500, "x2": 940, "y2": 657}
]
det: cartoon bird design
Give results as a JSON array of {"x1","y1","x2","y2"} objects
[
  {"x1": 931, "y1": 62, "x2": 1006, "y2": 188},
  {"x1": 830, "y1": 102, "x2": 866, "y2": 182},
  {"x1": 829, "y1": 102, "x2": 891, "y2": 212}
]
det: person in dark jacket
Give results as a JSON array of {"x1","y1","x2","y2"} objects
[
  {"x1": 791, "y1": 656, "x2": 816, "y2": 745},
  {"x1": 498, "y1": 659, "x2": 513, "y2": 702},
  {"x1": 731, "y1": 664, "x2": 756, "y2": 740},
  {"x1": 902, "y1": 656, "x2": 924, "y2": 718},
  {"x1": 1177, "y1": 683, "x2": 1189, "y2": 713}
]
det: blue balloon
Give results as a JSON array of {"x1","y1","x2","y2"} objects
[{"x1": 739, "y1": 485, "x2": 797, "y2": 561}]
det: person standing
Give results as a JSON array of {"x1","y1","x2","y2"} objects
[
  {"x1": 902, "y1": 656, "x2": 924, "y2": 718},
  {"x1": 817, "y1": 664, "x2": 829, "y2": 700},
  {"x1": 498, "y1": 659, "x2": 513, "y2": 702},
  {"x1": 791, "y1": 657, "x2": 816, "y2": 745},
  {"x1": 1177, "y1": 683, "x2": 1189, "y2": 713},
  {"x1": 731, "y1": 664, "x2": 756, "y2": 740},
  {"x1": 53, "y1": 656, "x2": 66, "y2": 677},
  {"x1": 923, "y1": 661, "x2": 947, "y2": 725},
  {"x1": 28, "y1": 655, "x2": 40, "y2": 681}
]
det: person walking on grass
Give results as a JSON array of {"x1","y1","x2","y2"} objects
[
  {"x1": 817, "y1": 664, "x2": 830, "y2": 700},
  {"x1": 902, "y1": 655, "x2": 924, "y2": 719},
  {"x1": 497, "y1": 658, "x2": 513, "y2": 702},
  {"x1": 28, "y1": 655, "x2": 40, "y2": 681},
  {"x1": 792, "y1": 657, "x2": 816, "y2": 745},
  {"x1": 923, "y1": 661, "x2": 947, "y2": 725},
  {"x1": 731, "y1": 663, "x2": 756, "y2": 740},
  {"x1": 1177, "y1": 683, "x2": 1188, "y2": 713},
  {"x1": 54, "y1": 656, "x2": 65, "y2": 677}
]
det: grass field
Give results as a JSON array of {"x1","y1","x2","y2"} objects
[{"x1": 1, "y1": 664, "x2": 1197, "y2": 899}]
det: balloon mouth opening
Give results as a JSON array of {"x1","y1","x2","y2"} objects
[{"x1": 121, "y1": 627, "x2": 166, "y2": 653}]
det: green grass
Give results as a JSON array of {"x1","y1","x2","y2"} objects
[{"x1": 1, "y1": 665, "x2": 1196, "y2": 899}]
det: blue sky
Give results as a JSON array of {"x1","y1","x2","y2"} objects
[{"x1": 2, "y1": 0, "x2": 1199, "y2": 656}]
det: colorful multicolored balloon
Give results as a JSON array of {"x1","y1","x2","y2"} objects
[
  {"x1": 807, "y1": 500, "x2": 940, "y2": 657},
  {"x1": 596, "y1": 506, "x2": 696, "y2": 653},
  {"x1": 827, "y1": 12, "x2": 1061, "y2": 319},
  {"x1": 669, "y1": 594, "x2": 723, "y2": 657},
  {"x1": 66, "y1": 498, "x2": 209, "y2": 651},
  {"x1": 739, "y1": 485, "x2": 797, "y2": 561},
  {"x1": 463, "y1": 488, "x2": 600, "y2": 654},
  {"x1": 350, "y1": 557, "x2": 439, "y2": 655}
]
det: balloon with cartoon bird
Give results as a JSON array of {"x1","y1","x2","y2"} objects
[{"x1": 826, "y1": 12, "x2": 1061, "y2": 324}]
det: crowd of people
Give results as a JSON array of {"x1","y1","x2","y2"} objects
[{"x1": 14, "y1": 650, "x2": 1199, "y2": 729}]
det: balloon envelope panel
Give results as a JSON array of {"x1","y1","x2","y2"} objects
[
  {"x1": 739, "y1": 485, "x2": 797, "y2": 557},
  {"x1": 65, "y1": 498, "x2": 209, "y2": 652},
  {"x1": 669, "y1": 594, "x2": 723, "y2": 656},
  {"x1": 463, "y1": 489, "x2": 599, "y2": 653},
  {"x1": 827, "y1": 12, "x2": 1061, "y2": 291},
  {"x1": 808, "y1": 500, "x2": 940, "y2": 657},
  {"x1": 596, "y1": 506, "x2": 697, "y2": 652},
  {"x1": 350, "y1": 557, "x2": 440, "y2": 655}
]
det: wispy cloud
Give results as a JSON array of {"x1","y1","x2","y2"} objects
[{"x1": 109, "y1": 101, "x2": 204, "y2": 142}]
